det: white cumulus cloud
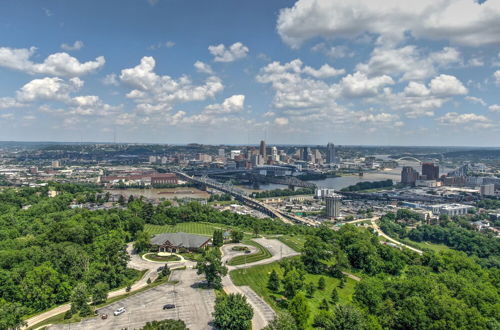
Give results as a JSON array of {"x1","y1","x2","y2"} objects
[
  {"x1": 208, "y1": 42, "x2": 249, "y2": 62},
  {"x1": 61, "y1": 40, "x2": 84, "y2": 51}
]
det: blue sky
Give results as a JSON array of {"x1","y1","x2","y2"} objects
[{"x1": 0, "y1": 0, "x2": 499, "y2": 146}]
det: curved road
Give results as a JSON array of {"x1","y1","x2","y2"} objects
[
  {"x1": 221, "y1": 238, "x2": 299, "y2": 330},
  {"x1": 370, "y1": 219, "x2": 423, "y2": 255}
]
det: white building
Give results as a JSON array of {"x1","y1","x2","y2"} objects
[
  {"x1": 424, "y1": 203, "x2": 474, "y2": 216},
  {"x1": 315, "y1": 188, "x2": 336, "y2": 199}
]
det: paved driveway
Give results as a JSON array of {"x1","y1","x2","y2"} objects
[
  {"x1": 221, "y1": 238, "x2": 300, "y2": 330},
  {"x1": 49, "y1": 266, "x2": 215, "y2": 330}
]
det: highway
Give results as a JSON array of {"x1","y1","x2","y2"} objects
[{"x1": 175, "y1": 171, "x2": 320, "y2": 226}]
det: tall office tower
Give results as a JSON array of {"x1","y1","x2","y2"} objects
[
  {"x1": 422, "y1": 162, "x2": 439, "y2": 180},
  {"x1": 271, "y1": 146, "x2": 279, "y2": 161},
  {"x1": 302, "y1": 147, "x2": 311, "y2": 161},
  {"x1": 326, "y1": 142, "x2": 336, "y2": 164},
  {"x1": 259, "y1": 140, "x2": 266, "y2": 157},
  {"x1": 325, "y1": 194, "x2": 341, "y2": 218},
  {"x1": 401, "y1": 166, "x2": 419, "y2": 185},
  {"x1": 218, "y1": 148, "x2": 225, "y2": 158}
]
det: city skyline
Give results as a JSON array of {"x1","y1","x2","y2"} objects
[{"x1": 0, "y1": 0, "x2": 500, "y2": 146}]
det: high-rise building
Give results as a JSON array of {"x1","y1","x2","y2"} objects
[
  {"x1": 422, "y1": 162, "x2": 439, "y2": 180},
  {"x1": 271, "y1": 146, "x2": 279, "y2": 161},
  {"x1": 401, "y1": 166, "x2": 419, "y2": 185},
  {"x1": 301, "y1": 147, "x2": 311, "y2": 161},
  {"x1": 326, "y1": 142, "x2": 336, "y2": 164},
  {"x1": 218, "y1": 148, "x2": 225, "y2": 158},
  {"x1": 480, "y1": 184, "x2": 495, "y2": 196},
  {"x1": 325, "y1": 194, "x2": 341, "y2": 218},
  {"x1": 259, "y1": 140, "x2": 266, "y2": 158}
]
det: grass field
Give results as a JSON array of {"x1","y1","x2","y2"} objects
[
  {"x1": 230, "y1": 260, "x2": 357, "y2": 328},
  {"x1": 227, "y1": 240, "x2": 272, "y2": 266},
  {"x1": 273, "y1": 235, "x2": 307, "y2": 252},
  {"x1": 144, "y1": 222, "x2": 236, "y2": 237},
  {"x1": 143, "y1": 253, "x2": 181, "y2": 262},
  {"x1": 401, "y1": 238, "x2": 452, "y2": 253}
]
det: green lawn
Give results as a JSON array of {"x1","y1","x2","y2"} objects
[
  {"x1": 143, "y1": 253, "x2": 181, "y2": 262},
  {"x1": 230, "y1": 260, "x2": 357, "y2": 329},
  {"x1": 144, "y1": 222, "x2": 235, "y2": 237},
  {"x1": 227, "y1": 240, "x2": 272, "y2": 266},
  {"x1": 401, "y1": 238, "x2": 452, "y2": 253},
  {"x1": 273, "y1": 235, "x2": 306, "y2": 252}
]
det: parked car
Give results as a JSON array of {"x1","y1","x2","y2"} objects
[
  {"x1": 114, "y1": 307, "x2": 126, "y2": 316},
  {"x1": 101, "y1": 314, "x2": 108, "y2": 320},
  {"x1": 163, "y1": 304, "x2": 175, "y2": 310}
]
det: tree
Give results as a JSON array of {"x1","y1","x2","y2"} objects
[
  {"x1": 70, "y1": 283, "x2": 92, "y2": 316},
  {"x1": 92, "y1": 282, "x2": 109, "y2": 305},
  {"x1": 319, "y1": 298, "x2": 329, "y2": 310},
  {"x1": 288, "y1": 292, "x2": 310, "y2": 329},
  {"x1": 197, "y1": 249, "x2": 228, "y2": 289},
  {"x1": 118, "y1": 194, "x2": 126, "y2": 206},
  {"x1": 230, "y1": 230, "x2": 244, "y2": 243},
  {"x1": 339, "y1": 275, "x2": 346, "y2": 288},
  {"x1": 267, "y1": 269, "x2": 280, "y2": 292},
  {"x1": 147, "y1": 278, "x2": 152, "y2": 284},
  {"x1": 0, "y1": 301, "x2": 26, "y2": 330},
  {"x1": 126, "y1": 284, "x2": 132, "y2": 292},
  {"x1": 141, "y1": 319, "x2": 188, "y2": 329},
  {"x1": 282, "y1": 269, "x2": 303, "y2": 298},
  {"x1": 134, "y1": 231, "x2": 151, "y2": 253},
  {"x1": 331, "y1": 287, "x2": 339, "y2": 305},
  {"x1": 213, "y1": 293, "x2": 254, "y2": 330},
  {"x1": 252, "y1": 223, "x2": 260, "y2": 237},
  {"x1": 330, "y1": 305, "x2": 365, "y2": 330},
  {"x1": 160, "y1": 264, "x2": 171, "y2": 278},
  {"x1": 213, "y1": 230, "x2": 224, "y2": 247},
  {"x1": 318, "y1": 277, "x2": 326, "y2": 290},
  {"x1": 263, "y1": 312, "x2": 297, "y2": 330},
  {"x1": 301, "y1": 236, "x2": 332, "y2": 274},
  {"x1": 305, "y1": 282, "x2": 316, "y2": 298}
]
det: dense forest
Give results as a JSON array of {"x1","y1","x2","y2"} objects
[
  {"x1": 341, "y1": 179, "x2": 393, "y2": 192},
  {"x1": 250, "y1": 187, "x2": 315, "y2": 199},
  {"x1": 380, "y1": 212, "x2": 500, "y2": 268},
  {"x1": 0, "y1": 185, "x2": 145, "y2": 328}
]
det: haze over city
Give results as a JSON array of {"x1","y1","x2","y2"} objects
[{"x1": 1, "y1": 0, "x2": 500, "y2": 145}]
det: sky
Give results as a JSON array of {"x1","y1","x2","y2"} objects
[{"x1": 0, "y1": 0, "x2": 499, "y2": 146}]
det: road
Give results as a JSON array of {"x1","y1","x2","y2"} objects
[
  {"x1": 49, "y1": 265, "x2": 215, "y2": 330},
  {"x1": 25, "y1": 244, "x2": 177, "y2": 329},
  {"x1": 370, "y1": 219, "x2": 423, "y2": 255},
  {"x1": 221, "y1": 238, "x2": 300, "y2": 330}
]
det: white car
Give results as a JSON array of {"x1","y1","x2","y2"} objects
[{"x1": 113, "y1": 307, "x2": 126, "y2": 316}]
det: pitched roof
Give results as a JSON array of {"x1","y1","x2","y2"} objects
[{"x1": 151, "y1": 232, "x2": 211, "y2": 248}]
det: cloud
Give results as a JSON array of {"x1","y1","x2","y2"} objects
[
  {"x1": 302, "y1": 64, "x2": 345, "y2": 78},
  {"x1": 340, "y1": 72, "x2": 394, "y2": 97},
  {"x1": 148, "y1": 41, "x2": 175, "y2": 50},
  {"x1": 356, "y1": 46, "x2": 461, "y2": 81},
  {"x1": 465, "y1": 96, "x2": 486, "y2": 106},
  {"x1": 429, "y1": 74, "x2": 468, "y2": 96},
  {"x1": 275, "y1": 117, "x2": 289, "y2": 126},
  {"x1": 0, "y1": 46, "x2": 105, "y2": 77},
  {"x1": 120, "y1": 56, "x2": 224, "y2": 113},
  {"x1": 194, "y1": 61, "x2": 214, "y2": 75},
  {"x1": 489, "y1": 104, "x2": 500, "y2": 112},
  {"x1": 311, "y1": 43, "x2": 354, "y2": 58},
  {"x1": 61, "y1": 41, "x2": 84, "y2": 51},
  {"x1": 102, "y1": 73, "x2": 119, "y2": 86},
  {"x1": 0, "y1": 97, "x2": 24, "y2": 110},
  {"x1": 208, "y1": 42, "x2": 249, "y2": 62},
  {"x1": 277, "y1": 0, "x2": 500, "y2": 48},
  {"x1": 204, "y1": 95, "x2": 245, "y2": 115},
  {"x1": 494, "y1": 70, "x2": 500, "y2": 84},
  {"x1": 438, "y1": 112, "x2": 490, "y2": 126},
  {"x1": 16, "y1": 77, "x2": 83, "y2": 102}
]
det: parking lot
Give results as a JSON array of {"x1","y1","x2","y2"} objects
[{"x1": 49, "y1": 267, "x2": 215, "y2": 330}]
